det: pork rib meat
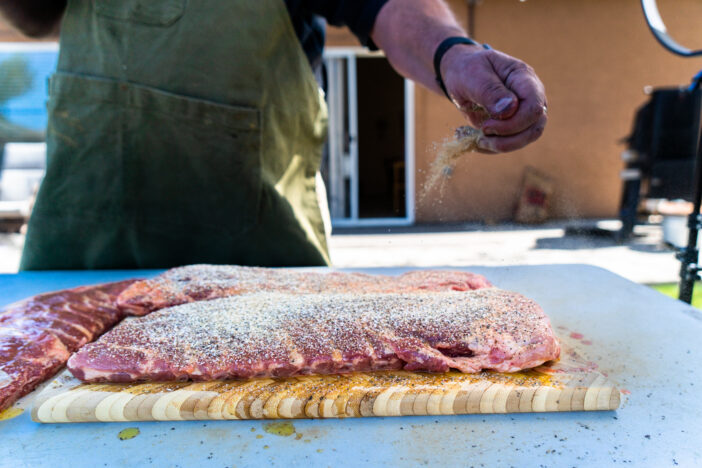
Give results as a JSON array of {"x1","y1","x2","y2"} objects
[
  {"x1": 69, "y1": 289, "x2": 560, "y2": 382},
  {"x1": 117, "y1": 264, "x2": 493, "y2": 315},
  {"x1": 0, "y1": 280, "x2": 137, "y2": 411}
]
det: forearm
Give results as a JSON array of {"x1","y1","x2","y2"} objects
[
  {"x1": 370, "y1": 0, "x2": 547, "y2": 153},
  {"x1": 370, "y1": 0, "x2": 468, "y2": 94},
  {"x1": 0, "y1": 0, "x2": 66, "y2": 38}
]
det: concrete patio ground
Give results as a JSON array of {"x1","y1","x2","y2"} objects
[
  {"x1": 0, "y1": 219, "x2": 684, "y2": 285},
  {"x1": 328, "y1": 219, "x2": 682, "y2": 285}
]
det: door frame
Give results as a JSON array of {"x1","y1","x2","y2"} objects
[{"x1": 323, "y1": 47, "x2": 415, "y2": 227}]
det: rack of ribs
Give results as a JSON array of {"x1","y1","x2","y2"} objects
[
  {"x1": 0, "y1": 280, "x2": 137, "y2": 412},
  {"x1": 69, "y1": 289, "x2": 560, "y2": 383},
  {"x1": 117, "y1": 264, "x2": 494, "y2": 316}
]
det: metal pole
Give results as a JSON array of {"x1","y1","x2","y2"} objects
[
  {"x1": 640, "y1": 0, "x2": 702, "y2": 302},
  {"x1": 466, "y1": 0, "x2": 476, "y2": 38},
  {"x1": 678, "y1": 93, "x2": 702, "y2": 303}
]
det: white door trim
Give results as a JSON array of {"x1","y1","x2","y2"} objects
[
  {"x1": 0, "y1": 42, "x2": 59, "y2": 52},
  {"x1": 347, "y1": 56, "x2": 360, "y2": 221},
  {"x1": 324, "y1": 48, "x2": 415, "y2": 228},
  {"x1": 404, "y1": 79, "x2": 416, "y2": 225}
]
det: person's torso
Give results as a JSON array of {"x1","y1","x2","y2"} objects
[{"x1": 21, "y1": 0, "x2": 330, "y2": 270}]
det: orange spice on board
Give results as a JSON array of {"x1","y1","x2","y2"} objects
[{"x1": 0, "y1": 407, "x2": 23, "y2": 421}]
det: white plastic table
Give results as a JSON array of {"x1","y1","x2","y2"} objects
[{"x1": 0, "y1": 265, "x2": 700, "y2": 468}]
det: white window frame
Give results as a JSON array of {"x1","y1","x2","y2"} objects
[
  {"x1": 0, "y1": 42, "x2": 59, "y2": 52},
  {"x1": 323, "y1": 47, "x2": 415, "y2": 227}
]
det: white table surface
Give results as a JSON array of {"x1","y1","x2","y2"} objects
[{"x1": 0, "y1": 265, "x2": 700, "y2": 468}]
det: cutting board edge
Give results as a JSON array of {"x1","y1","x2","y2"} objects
[{"x1": 31, "y1": 369, "x2": 621, "y2": 423}]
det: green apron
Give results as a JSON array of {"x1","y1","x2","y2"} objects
[{"x1": 20, "y1": 0, "x2": 330, "y2": 270}]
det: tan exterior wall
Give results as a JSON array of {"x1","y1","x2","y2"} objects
[
  {"x1": 326, "y1": 26, "x2": 359, "y2": 48},
  {"x1": 0, "y1": 17, "x2": 23, "y2": 42},
  {"x1": 6, "y1": 4, "x2": 702, "y2": 223},
  {"x1": 0, "y1": 16, "x2": 48, "y2": 42},
  {"x1": 330, "y1": 0, "x2": 702, "y2": 223}
]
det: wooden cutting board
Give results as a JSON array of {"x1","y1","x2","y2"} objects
[{"x1": 32, "y1": 347, "x2": 620, "y2": 423}]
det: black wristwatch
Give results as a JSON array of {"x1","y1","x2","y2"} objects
[{"x1": 433, "y1": 36, "x2": 490, "y2": 102}]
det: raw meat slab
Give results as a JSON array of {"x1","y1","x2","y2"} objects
[
  {"x1": 0, "y1": 280, "x2": 137, "y2": 411},
  {"x1": 69, "y1": 289, "x2": 560, "y2": 382},
  {"x1": 33, "y1": 347, "x2": 619, "y2": 422},
  {"x1": 116, "y1": 265, "x2": 493, "y2": 315}
]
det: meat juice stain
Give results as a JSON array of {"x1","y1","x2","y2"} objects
[
  {"x1": 567, "y1": 332, "x2": 592, "y2": 346},
  {"x1": 263, "y1": 421, "x2": 296, "y2": 437},
  {"x1": 117, "y1": 427, "x2": 140, "y2": 440},
  {"x1": 0, "y1": 407, "x2": 23, "y2": 421}
]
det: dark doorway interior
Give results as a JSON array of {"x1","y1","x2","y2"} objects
[{"x1": 356, "y1": 57, "x2": 406, "y2": 218}]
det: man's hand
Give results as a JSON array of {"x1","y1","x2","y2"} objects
[
  {"x1": 441, "y1": 44, "x2": 548, "y2": 153},
  {"x1": 371, "y1": 0, "x2": 547, "y2": 153}
]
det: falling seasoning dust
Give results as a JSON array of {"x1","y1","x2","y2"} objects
[
  {"x1": 421, "y1": 126, "x2": 483, "y2": 201},
  {"x1": 263, "y1": 421, "x2": 296, "y2": 437},
  {"x1": 117, "y1": 427, "x2": 140, "y2": 440}
]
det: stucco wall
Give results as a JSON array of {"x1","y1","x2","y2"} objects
[
  {"x1": 6, "y1": 3, "x2": 701, "y2": 223},
  {"x1": 0, "y1": 16, "x2": 45, "y2": 42},
  {"x1": 330, "y1": 0, "x2": 702, "y2": 222}
]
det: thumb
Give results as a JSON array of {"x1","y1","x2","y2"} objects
[
  {"x1": 446, "y1": 51, "x2": 519, "y2": 120},
  {"x1": 469, "y1": 63, "x2": 518, "y2": 119}
]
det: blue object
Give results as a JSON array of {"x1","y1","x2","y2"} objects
[
  {"x1": 0, "y1": 46, "x2": 58, "y2": 132},
  {"x1": 0, "y1": 265, "x2": 701, "y2": 467},
  {"x1": 689, "y1": 70, "x2": 702, "y2": 91}
]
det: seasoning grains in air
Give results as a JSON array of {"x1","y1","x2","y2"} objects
[
  {"x1": 422, "y1": 126, "x2": 484, "y2": 200},
  {"x1": 73, "y1": 289, "x2": 560, "y2": 381}
]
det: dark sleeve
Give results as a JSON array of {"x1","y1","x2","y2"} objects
[{"x1": 303, "y1": 0, "x2": 390, "y2": 50}]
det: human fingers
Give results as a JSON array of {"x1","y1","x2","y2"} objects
[
  {"x1": 459, "y1": 103, "x2": 491, "y2": 128},
  {"x1": 477, "y1": 114, "x2": 547, "y2": 153},
  {"x1": 441, "y1": 47, "x2": 519, "y2": 120},
  {"x1": 480, "y1": 52, "x2": 548, "y2": 136}
]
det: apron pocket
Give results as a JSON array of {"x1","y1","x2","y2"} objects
[
  {"x1": 45, "y1": 73, "x2": 262, "y2": 241},
  {"x1": 96, "y1": 0, "x2": 186, "y2": 26}
]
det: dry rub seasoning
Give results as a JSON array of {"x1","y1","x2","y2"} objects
[{"x1": 422, "y1": 126, "x2": 483, "y2": 198}]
